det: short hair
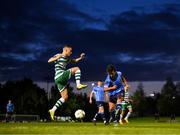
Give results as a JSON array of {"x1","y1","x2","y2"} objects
[
  {"x1": 106, "y1": 64, "x2": 116, "y2": 73},
  {"x1": 63, "y1": 45, "x2": 72, "y2": 49}
]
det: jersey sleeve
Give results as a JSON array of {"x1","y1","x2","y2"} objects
[
  {"x1": 117, "y1": 71, "x2": 122, "y2": 77},
  {"x1": 92, "y1": 87, "x2": 95, "y2": 92},
  {"x1": 67, "y1": 58, "x2": 73, "y2": 63},
  {"x1": 104, "y1": 76, "x2": 110, "y2": 88}
]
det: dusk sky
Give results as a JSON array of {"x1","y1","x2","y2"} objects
[{"x1": 1, "y1": 0, "x2": 180, "y2": 82}]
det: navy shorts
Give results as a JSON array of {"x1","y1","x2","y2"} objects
[
  {"x1": 96, "y1": 101, "x2": 105, "y2": 108},
  {"x1": 109, "y1": 90, "x2": 124, "y2": 104}
]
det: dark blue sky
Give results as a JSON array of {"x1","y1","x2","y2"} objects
[{"x1": 0, "y1": 0, "x2": 180, "y2": 81}]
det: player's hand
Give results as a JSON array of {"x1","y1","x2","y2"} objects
[
  {"x1": 80, "y1": 53, "x2": 85, "y2": 59},
  {"x1": 125, "y1": 85, "x2": 130, "y2": 91}
]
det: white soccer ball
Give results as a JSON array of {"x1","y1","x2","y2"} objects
[
  {"x1": 150, "y1": 93, "x2": 155, "y2": 97},
  {"x1": 75, "y1": 109, "x2": 85, "y2": 119},
  {"x1": 91, "y1": 83, "x2": 95, "y2": 86}
]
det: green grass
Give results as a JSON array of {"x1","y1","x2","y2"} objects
[{"x1": 0, "y1": 117, "x2": 180, "y2": 135}]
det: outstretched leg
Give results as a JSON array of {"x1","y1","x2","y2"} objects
[{"x1": 71, "y1": 67, "x2": 87, "y2": 90}]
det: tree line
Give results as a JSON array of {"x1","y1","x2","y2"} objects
[{"x1": 0, "y1": 77, "x2": 180, "y2": 121}]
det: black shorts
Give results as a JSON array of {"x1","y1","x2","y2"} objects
[
  {"x1": 109, "y1": 90, "x2": 124, "y2": 104},
  {"x1": 6, "y1": 112, "x2": 13, "y2": 115},
  {"x1": 96, "y1": 101, "x2": 104, "y2": 108}
]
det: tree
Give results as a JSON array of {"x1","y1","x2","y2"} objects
[
  {"x1": 175, "y1": 82, "x2": 180, "y2": 96},
  {"x1": 132, "y1": 82, "x2": 147, "y2": 116},
  {"x1": 161, "y1": 77, "x2": 176, "y2": 97},
  {"x1": 157, "y1": 77, "x2": 177, "y2": 116},
  {"x1": 175, "y1": 82, "x2": 180, "y2": 115},
  {"x1": 0, "y1": 78, "x2": 49, "y2": 119}
]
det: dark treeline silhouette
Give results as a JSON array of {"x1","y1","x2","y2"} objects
[
  {"x1": 0, "y1": 77, "x2": 180, "y2": 121},
  {"x1": 0, "y1": 78, "x2": 49, "y2": 120},
  {"x1": 132, "y1": 77, "x2": 180, "y2": 117}
]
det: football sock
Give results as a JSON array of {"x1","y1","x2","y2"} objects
[
  {"x1": 52, "y1": 98, "x2": 65, "y2": 112},
  {"x1": 75, "y1": 70, "x2": 81, "y2": 86}
]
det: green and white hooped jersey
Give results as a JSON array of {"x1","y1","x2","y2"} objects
[
  {"x1": 122, "y1": 91, "x2": 132, "y2": 109},
  {"x1": 54, "y1": 56, "x2": 71, "y2": 80},
  {"x1": 124, "y1": 91, "x2": 130, "y2": 102}
]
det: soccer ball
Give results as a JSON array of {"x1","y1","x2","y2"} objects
[{"x1": 75, "y1": 109, "x2": 85, "y2": 119}]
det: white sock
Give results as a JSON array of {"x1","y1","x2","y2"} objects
[
  {"x1": 120, "y1": 114, "x2": 123, "y2": 120},
  {"x1": 75, "y1": 70, "x2": 81, "y2": 86},
  {"x1": 52, "y1": 98, "x2": 65, "y2": 112},
  {"x1": 125, "y1": 112, "x2": 131, "y2": 119},
  {"x1": 51, "y1": 106, "x2": 57, "y2": 112},
  {"x1": 76, "y1": 80, "x2": 80, "y2": 87}
]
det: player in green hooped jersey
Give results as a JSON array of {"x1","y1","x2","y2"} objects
[
  {"x1": 120, "y1": 88, "x2": 133, "y2": 124},
  {"x1": 48, "y1": 45, "x2": 87, "y2": 120}
]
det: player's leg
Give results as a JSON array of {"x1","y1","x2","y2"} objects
[
  {"x1": 92, "y1": 112, "x2": 98, "y2": 125},
  {"x1": 70, "y1": 67, "x2": 87, "y2": 90},
  {"x1": 92, "y1": 103, "x2": 99, "y2": 125},
  {"x1": 116, "y1": 93, "x2": 124, "y2": 124},
  {"x1": 124, "y1": 105, "x2": 132, "y2": 123},
  {"x1": 113, "y1": 92, "x2": 124, "y2": 124},
  {"x1": 5, "y1": 113, "x2": 8, "y2": 122},
  {"x1": 108, "y1": 101, "x2": 116, "y2": 123},
  {"x1": 98, "y1": 103, "x2": 107, "y2": 124},
  {"x1": 92, "y1": 102, "x2": 102, "y2": 125},
  {"x1": 114, "y1": 100, "x2": 122, "y2": 122},
  {"x1": 49, "y1": 70, "x2": 71, "y2": 120},
  {"x1": 9, "y1": 112, "x2": 13, "y2": 121},
  {"x1": 49, "y1": 88, "x2": 68, "y2": 120},
  {"x1": 119, "y1": 109, "x2": 125, "y2": 124}
]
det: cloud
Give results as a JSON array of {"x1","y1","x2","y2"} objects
[
  {"x1": 0, "y1": 1, "x2": 180, "y2": 81},
  {"x1": 106, "y1": 5, "x2": 180, "y2": 54},
  {"x1": 104, "y1": 52, "x2": 175, "y2": 64}
]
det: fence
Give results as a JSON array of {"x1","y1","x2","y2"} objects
[{"x1": 0, "y1": 114, "x2": 39, "y2": 122}]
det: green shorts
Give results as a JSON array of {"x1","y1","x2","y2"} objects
[
  {"x1": 55, "y1": 69, "x2": 72, "y2": 92},
  {"x1": 122, "y1": 101, "x2": 132, "y2": 110}
]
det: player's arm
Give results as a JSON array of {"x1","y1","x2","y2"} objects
[
  {"x1": 48, "y1": 53, "x2": 62, "y2": 63},
  {"x1": 129, "y1": 99, "x2": 133, "y2": 103},
  {"x1": 122, "y1": 75, "x2": 129, "y2": 91},
  {"x1": 104, "y1": 78, "x2": 117, "y2": 92},
  {"x1": 70, "y1": 53, "x2": 85, "y2": 63},
  {"x1": 89, "y1": 91, "x2": 94, "y2": 104},
  {"x1": 104, "y1": 85, "x2": 117, "y2": 92}
]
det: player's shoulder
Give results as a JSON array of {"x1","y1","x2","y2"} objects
[
  {"x1": 98, "y1": 86, "x2": 104, "y2": 90},
  {"x1": 117, "y1": 71, "x2": 122, "y2": 76},
  {"x1": 93, "y1": 86, "x2": 98, "y2": 90},
  {"x1": 57, "y1": 56, "x2": 70, "y2": 61},
  {"x1": 105, "y1": 75, "x2": 110, "y2": 81},
  {"x1": 117, "y1": 71, "x2": 122, "y2": 74}
]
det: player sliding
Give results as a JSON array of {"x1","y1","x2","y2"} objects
[
  {"x1": 104, "y1": 65, "x2": 129, "y2": 125},
  {"x1": 48, "y1": 45, "x2": 87, "y2": 120}
]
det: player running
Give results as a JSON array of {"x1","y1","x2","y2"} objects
[
  {"x1": 120, "y1": 88, "x2": 133, "y2": 124},
  {"x1": 48, "y1": 45, "x2": 87, "y2": 120},
  {"x1": 104, "y1": 65, "x2": 129, "y2": 125},
  {"x1": 89, "y1": 81, "x2": 108, "y2": 125}
]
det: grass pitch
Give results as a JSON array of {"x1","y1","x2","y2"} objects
[{"x1": 0, "y1": 117, "x2": 180, "y2": 135}]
